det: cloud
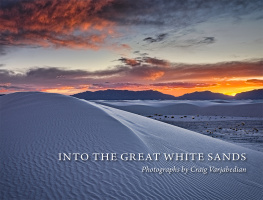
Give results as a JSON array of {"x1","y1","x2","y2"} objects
[
  {"x1": 143, "y1": 57, "x2": 169, "y2": 66},
  {"x1": 113, "y1": 58, "x2": 262, "y2": 81},
  {"x1": 1, "y1": 0, "x2": 261, "y2": 51},
  {"x1": 118, "y1": 56, "x2": 169, "y2": 67},
  {"x1": 90, "y1": 82, "x2": 143, "y2": 90},
  {"x1": 0, "y1": 0, "x2": 116, "y2": 49},
  {"x1": 143, "y1": 33, "x2": 168, "y2": 43},
  {"x1": 151, "y1": 82, "x2": 217, "y2": 88},
  {"x1": 0, "y1": 84, "x2": 23, "y2": 90},
  {"x1": 246, "y1": 79, "x2": 263, "y2": 85},
  {"x1": 118, "y1": 58, "x2": 141, "y2": 66},
  {"x1": 1, "y1": 58, "x2": 262, "y2": 83},
  {"x1": 199, "y1": 37, "x2": 216, "y2": 44},
  {"x1": 0, "y1": 82, "x2": 36, "y2": 93},
  {"x1": 174, "y1": 36, "x2": 216, "y2": 48}
]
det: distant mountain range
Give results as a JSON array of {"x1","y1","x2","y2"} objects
[
  {"x1": 72, "y1": 90, "x2": 176, "y2": 100},
  {"x1": 72, "y1": 89, "x2": 263, "y2": 100},
  {"x1": 1, "y1": 89, "x2": 262, "y2": 100},
  {"x1": 235, "y1": 89, "x2": 263, "y2": 100},
  {"x1": 176, "y1": 91, "x2": 233, "y2": 100}
]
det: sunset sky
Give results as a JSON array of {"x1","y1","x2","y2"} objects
[{"x1": 0, "y1": 0, "x2": 262, "y2": 96}]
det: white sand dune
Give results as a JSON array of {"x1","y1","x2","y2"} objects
[
  {"x1": 1, "y1": 93, "x2": 263, "y2": 199},
  {"x1": 94, "y1": 100, "x2": 263, "y2": 117},
  {"x1": 94, "y1": 100, "x2": 263, "y2": 152}
]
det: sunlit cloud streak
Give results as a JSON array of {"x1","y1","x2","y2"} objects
[{"x1": 0, "y1": 0, "x2": 116, "y2": 49}]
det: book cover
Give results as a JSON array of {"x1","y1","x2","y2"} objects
[{"x1": 0, "y1": 0, "x2": 262, "y2": 199}]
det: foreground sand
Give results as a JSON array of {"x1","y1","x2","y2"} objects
[{"x1": 1, "y1": 93, "x2": 263, "y2": 199}]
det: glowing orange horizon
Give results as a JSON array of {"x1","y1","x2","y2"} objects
[{"x1": 3, "y1": 80, "x2": 262, "y2": 97}]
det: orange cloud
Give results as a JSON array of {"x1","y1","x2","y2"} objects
[
  {"x1": 246, "y1": 79, "x2": 263, "y2": 85},
  {"x1": 151, "y1": 82, "x2": 217, "y2": 88},
  {"x1": 146, "y1": 71, "x2": 164, "y2": 80},
  {"x1": 0, "y1": 0, "x2": 116, "y2": 49},
  {"x1": 119, "y1": 58, "x2": 140, "y2": 66}
]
